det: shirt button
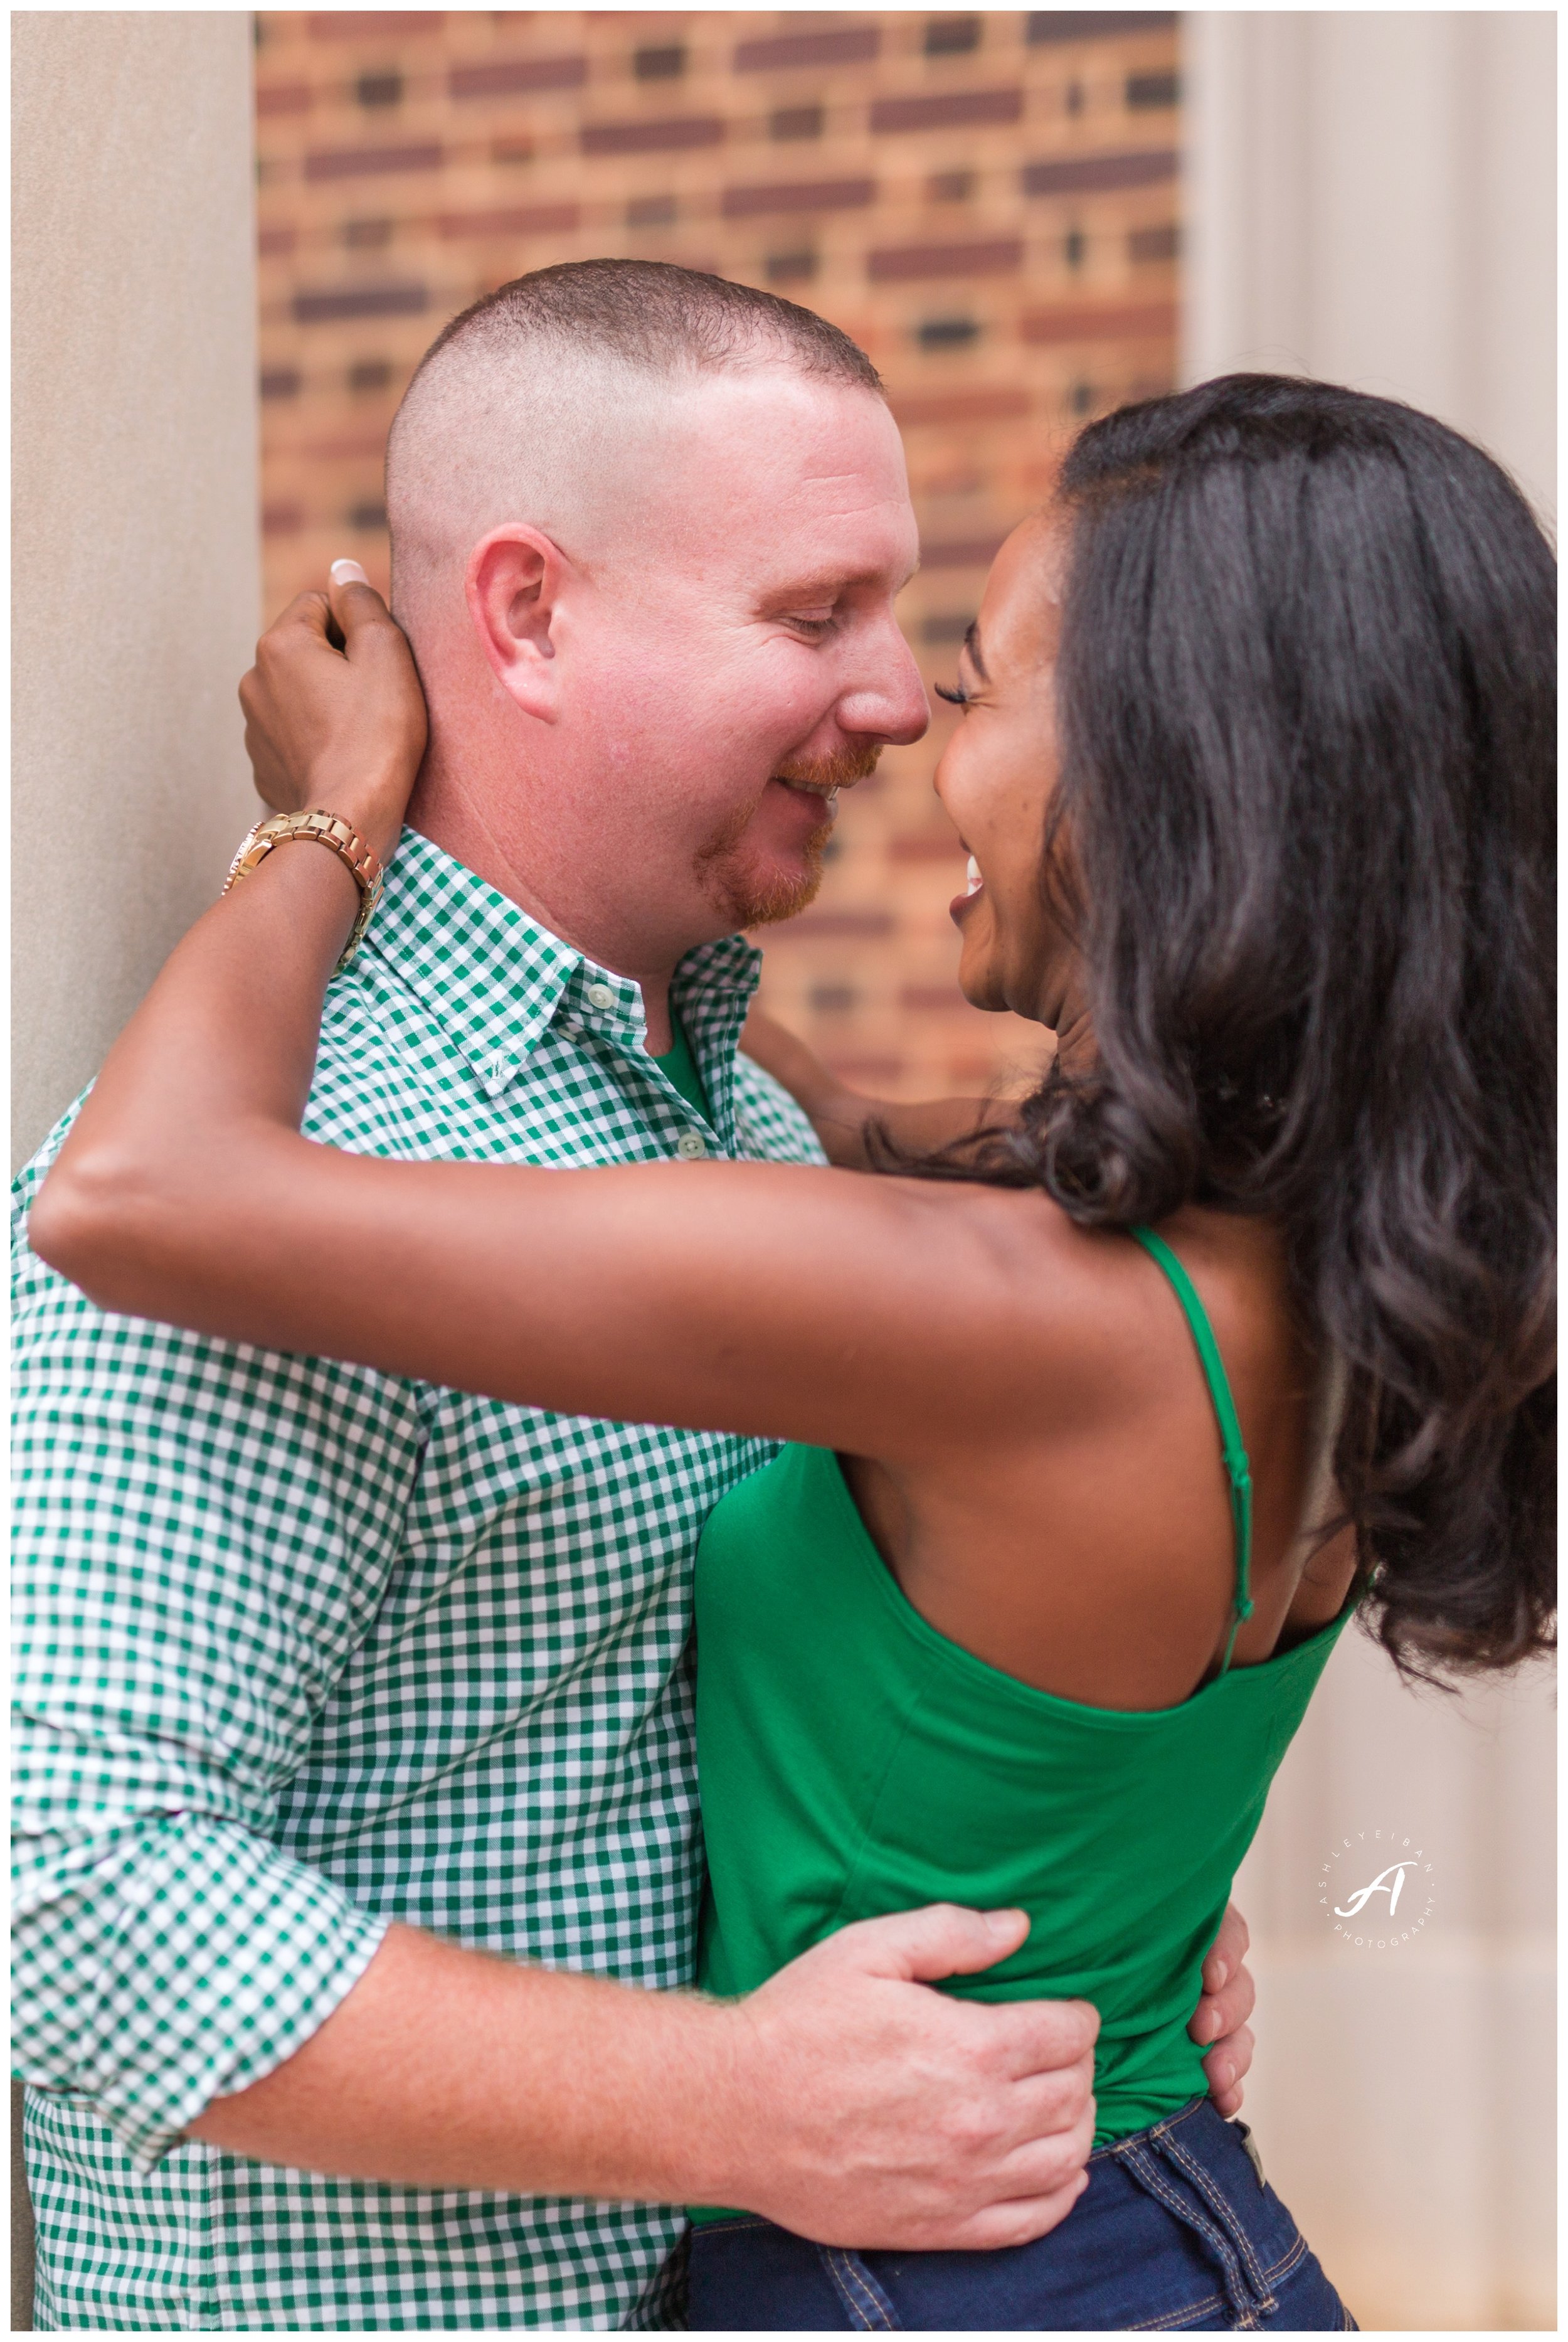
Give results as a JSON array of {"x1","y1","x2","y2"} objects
[
  {"x1": 675, "y1": 1130, "x2": 707, "y2": 1159},
  {"x1": 585, "y1": 982, "x2": 615, "y2": 1011}
]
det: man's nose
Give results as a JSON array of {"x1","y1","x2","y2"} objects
[{"x1": 836, "y1": 617, "x2": 931, "y2": 749}]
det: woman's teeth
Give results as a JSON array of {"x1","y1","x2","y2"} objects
[{"x1": 965, "y1": 856, "x2": 983, "y2": 896}]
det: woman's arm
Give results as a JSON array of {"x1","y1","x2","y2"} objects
[
  {"x1": 31, "y1": 578, "x2": 1086, "y2": 1469},
  {"x1": 739, "y1": 1009, "x2": 1024, "y2": 1172}
]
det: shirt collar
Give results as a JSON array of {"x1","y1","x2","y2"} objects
[{"x1": 358, "y1": 828, "x2": 763, "y2": 1105}]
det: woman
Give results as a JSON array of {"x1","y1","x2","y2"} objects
[{"x1": 33, "y1": 376, "x2": 1553, "y2": 2331}]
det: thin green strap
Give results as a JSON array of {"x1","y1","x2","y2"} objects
[{"x1": 1129, "y1": 1225, "x2": 1255, "y2": 1673}]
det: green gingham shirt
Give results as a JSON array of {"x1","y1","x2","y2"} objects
[{"x1": 12, "y1": 829, "x2": 825, "y2": 2332}]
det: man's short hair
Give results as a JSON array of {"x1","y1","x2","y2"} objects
[
  {"x1": 405, "y1": 256, "x2": 883, "y2": 403},
  {"x1": 384, "y1": 260, "x2": 885, "y2": 604}
]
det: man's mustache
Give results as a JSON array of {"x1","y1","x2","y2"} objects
[{"x1": 771, "y1": 741, "x2": 884, "y2": 792}]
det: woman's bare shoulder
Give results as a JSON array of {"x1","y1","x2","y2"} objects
[{"x1": 852, "y1": 1180, "x2": 1207, "y2": 1433}]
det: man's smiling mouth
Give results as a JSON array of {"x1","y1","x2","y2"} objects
[
  {"x1": 776, "y1": 775, "x2": 840, "y2": 810},
  {"x1": 771, "y1": 740, "x2": 884, "y2": 806}
]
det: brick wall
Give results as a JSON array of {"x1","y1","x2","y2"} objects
[{"x1": 255, "y1": 8, "x2": 1181, "y2": 1097}]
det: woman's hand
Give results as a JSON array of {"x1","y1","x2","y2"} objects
[
  {"x1": 740, "y1": 1010, "x2": 873, "y2": 1168},
  {"x1": 741, "y1": 1006, "x2": 1025, "y2": 1174},
  {"x1": 240, "y1": 560, "x2": 428, "y2": 865}
]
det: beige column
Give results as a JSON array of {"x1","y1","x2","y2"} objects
[
  {"x1": 1182, "y1": 9, "x2": 1555, "y2": 518},
  {"x1": 1181, "y1": 16, "x2": 1555, "y2": 2329},
  {"x1": 11, "y1": 13, "x2": 261, "y2": 2326},
  {"x1": 12, "y1": 9, "x2": 262, "y2": 1175}
]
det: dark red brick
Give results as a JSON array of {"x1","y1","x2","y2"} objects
[
  {"x1": 921, "y1": 535, "x2": 1007, "y2": 569},
  {"x1": 581, "y1": 116, "x2": 724, "y2": 157},
  {"x1": 770, "y1": 103, "x2": 825, "y2": 139},
  {"x1": 1021, "y1": 299, "x2": 1177, "y2": 343},
  {"x1": 869, "y1": 237, "x2": 1022, "y2": 282},
  {"x1": 889, "y1": 839, "x2": 965, "y2": 865},
  {"x1": 734, "y1": 28, "x2": 880, "y2": 72},
  {"x1": 1129, "y1": 221, "x2": 1180, "y2": 262},
  {"x1": 871, "y1": 88, "x2": 1022, "y2": 134},
  {"x1": 255, "y1": 82, "x2": 311, "y2": 118},
  {"x1": 449, "y1": 55, "x2": 587, "y2": 99},
  {"x1": 900, "y1": 982, "x2": 968, "y2": 1007},
  {"x1": 1022, "y1": 148, "x2": 1177, "y2": 196},
  {"x1": 893, "y1": 386, "x2": 1030, "y2": 425},
  {"x1": 437, "y1": 202, "x2": 581, "y2": 238},
  {"x1": 292, "y1": 283, "x2": 429, "y2": 323},
  {"x1": 721, "y1": 177, "x2": 874, "y2": 219},
  {"x1": 1027, "y1": 9, "x2": 1175, "y2": 38},
  {"x1": 778, "y1": 909, "x2": 897, "y2": 939},
  {"x1": 302, "y1": 430, "x2": 390, "y2": 459},
  {"x1": 309, "y1": 12, "x2": 443, "y2": 36},
  {"x1": 305, "y1": 143, "x2": 443, "y2": 181}
]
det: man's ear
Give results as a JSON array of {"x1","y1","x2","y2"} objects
[{"x1": 465, "y1": 525, "x2": 569, "y2": 720}]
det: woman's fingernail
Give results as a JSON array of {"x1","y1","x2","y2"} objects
[{"x1": 330, "y1": 559, "x2": 369, "y2": 586}]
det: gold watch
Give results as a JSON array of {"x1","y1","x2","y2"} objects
[{"x1": 224, "y1": 809, "x2": 386, "y2": 973}]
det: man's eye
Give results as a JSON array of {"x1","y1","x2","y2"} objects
[{"x1": 784, "y1": 613, "x2": 836, "y2": 638}]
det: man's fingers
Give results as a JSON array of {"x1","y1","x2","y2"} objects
[
  {"x1": 992, "y1": 2092, "x2": 1096, "y2": 2190},
  {"x1": 992, "y1": 2052, "x2": 1095, "y2": 2144},
  {"x1": 827, "y1": 1902, "x2": 1032, "y2": 1984},
  {"x1": 1201, "y1": 1900, "x2": 1250, "y2": 1994},
  {"x1": 947, "y1": 2166, "x2": 1091, "y2": 2254},
  {"x1": 983, "y1": 1992, "x2": 1099, "y2": 2078},
  {"x1": 1203, "y1": 2020, "x2": 1253, "y2": 2115},
  {"x1": 1190, "y1": 1950, "x2": 1256, "y2": 2046}
]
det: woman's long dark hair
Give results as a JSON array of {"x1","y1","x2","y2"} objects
[{"x1": 914, "y1": 375, "x2": 1555, "y2": 1679}]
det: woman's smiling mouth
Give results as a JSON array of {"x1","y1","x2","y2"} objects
[{"x1": 950, "y1": 853, "x2": 985, "y2": 923}]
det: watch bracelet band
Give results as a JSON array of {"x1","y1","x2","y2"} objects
[{"x1": 223, "y1": 809, "x2": 386, "y2": 973}]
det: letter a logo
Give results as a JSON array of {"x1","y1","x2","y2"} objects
[{"x1": 1334, "y1": 1860, "x2": 1417, "y2": 1920}]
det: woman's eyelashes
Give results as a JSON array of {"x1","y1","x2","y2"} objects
[{"x1": 935, "y1": 681, "x2": 970, "y2": 706}]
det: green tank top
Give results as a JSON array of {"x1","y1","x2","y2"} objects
[{"x1": 692, "y1": 1226, "x2": 1354, "y2": 2200}]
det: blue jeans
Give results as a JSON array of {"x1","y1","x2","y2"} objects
[{"x1": 686, "y1": 2099, "x2": 1356, "y2": 2331}]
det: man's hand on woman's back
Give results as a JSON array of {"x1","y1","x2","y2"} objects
[
  {"x1": 188, "y1": 1905, "x2": 1096, "y2": 2251},
  {"x1": 722, "y1": 1903, "x2": 1096, "y2": 2250}
]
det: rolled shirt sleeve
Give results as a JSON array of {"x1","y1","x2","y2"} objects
[{"x1": 11, "y1": 1139, "x2": 427, "y2": 2169}]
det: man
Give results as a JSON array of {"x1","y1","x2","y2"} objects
[{"x1": 13, "y1": 262, "x2": 1255, "y2": 2331}]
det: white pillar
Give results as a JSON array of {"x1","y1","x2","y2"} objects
[
  {"x1": 11, "y1": 13, "x2": 262, "y2": 2325},
  {"x1": 1183, "y1": 10, "x2": 1555, "y2": 520},
  {"x1": 12, "y1": 9, "x2": 263, "y2": 1174},
  {"x1": 1182, "y1": 16, "x2": 1556, "y2": 2328}
]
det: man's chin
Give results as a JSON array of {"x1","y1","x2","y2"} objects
[
  {"x1": 738, "y1": 861, "x2": 828, "y2": 929},
  {"x1": 697, "y1": 834, "x2": 830, "y2": 930}
]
